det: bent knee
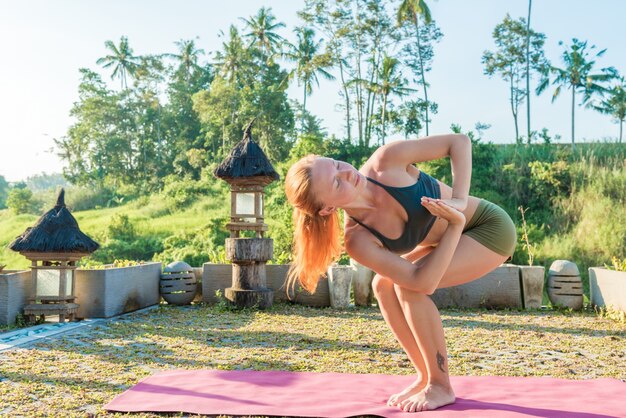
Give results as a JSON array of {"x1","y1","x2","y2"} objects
[
  {"x1": 372, "y1": 274, "x2": 394, "y2": 296},
  {"x1": 393, "y1": 283, "x2": 434, "y2": 301}
]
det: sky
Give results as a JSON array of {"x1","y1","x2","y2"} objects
[{"x1": 1, "y1": 0, "x2": 624, "y2": 183}]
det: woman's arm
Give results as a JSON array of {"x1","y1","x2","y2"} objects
[
  {"x1": 346, "y1": 199, "x2": 465, "y2": 294},
  {"x1": 375, "y1": 134, "x2": 472, "y2": 210}
]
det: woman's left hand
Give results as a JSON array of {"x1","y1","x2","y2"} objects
[
  {"x1": 421, "y1": 197, "x2": 466, "y2": 225},
  {"x1": 439, "y1": 197, "x2": 467, "y2": 212}
]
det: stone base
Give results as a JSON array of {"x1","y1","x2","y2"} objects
[
  {"x1": 225, "y1": 287, "x2": 274, "y2": 309},
  {"x1": 23, "y1": 302, "x2": 80, "y2": 323}
]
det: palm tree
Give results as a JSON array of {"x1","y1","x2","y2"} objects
[
  {"x1": 240, "y1": 7, "x2": 286, "y2": 62},
  {"x1": 370, "y1": 56, "x2": 416, "y2": 144},
  {"x1": 537, "y1": 38, "x2": 617, "y2": 149},
  {"x1": 96, "y1": 36, "x2": 141, "y2": 90},
  {"x1": 163, "y1": 39, "x2": 205, "y2": 82},
  {"x1": 397, "y1": 0, "x2": 432, "y2": 136},
  {"x1": 283, "y1": 27, "x2": 335, "y2": 130},
  {"x1": 589, "y1": 76, "x2": 626, "y2": 142},
  {"x1": 214, "y1": 26, "x2": 247, "y2": 84}
]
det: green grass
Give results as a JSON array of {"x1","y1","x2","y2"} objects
[{"x1": 0, "y1": 303, "x2": 624, "y2": 417}]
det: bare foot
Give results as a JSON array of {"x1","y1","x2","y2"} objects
[
  {"x1": 387, "y1": 377, "x2": 427, "y2": 407},
  {"x1": 397, "y1": 383, "x2": 455, "y2": 413}
]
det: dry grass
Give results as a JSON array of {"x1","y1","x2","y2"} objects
[{"x1": 0, "y1": 302, "x2": 624, "y2": 417}]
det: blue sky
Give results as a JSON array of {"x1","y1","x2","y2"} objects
[{"x1": 1, "y1": 0, "x2": 624, "y2": 182}]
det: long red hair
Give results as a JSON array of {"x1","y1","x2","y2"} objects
[{"x1": 284, "y1": 154, "x2": 343, "y2": 297}]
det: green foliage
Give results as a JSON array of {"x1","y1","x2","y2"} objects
[
  {"x1": 107, "y1": 214, "x2": 137, "y2": 241},
  {"x1": 482, "y1": 14, "x2": 549, "y2": 143},
  {"x1": 65, "y1": 186, "x2": 114, "y2": 211},
  {"x1": 6, "y1": 188, "x2": 39, "y2": 215},
  {"x1": 536, "y1": 38, "x2": 618, "y2": 146},
  {"x1": 88, "y1": 213, "x2": 163, "y2": 263},
  {"x1": 160, "y1": 175, "x2": 211, "y2": 211},
  {"x1": 153, "y1": 217, "x2": 229, "y2": 267},
  {"x1": 0, "y1": 175, "x2": 8, "y2": 209},
  {"x1": 24, "y1": 173, "x2": 70, "y2": 192},
  {"x1": 605, "y1": 256, "x2": 626, "y2": 272},
  {"x1": 80, "y1": 259, "x2": 145, "y2": 269}
]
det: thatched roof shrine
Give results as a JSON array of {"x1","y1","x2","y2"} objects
[
  {"x1": 213, "y1": 119, "x2": 279, "y2": 183},
  {"x1": 8, "y1": 189, "x2": 99, "y2": 254}
]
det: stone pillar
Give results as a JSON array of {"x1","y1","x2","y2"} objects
[
  {"x1": 225, "y1": 238, "x2": 274, "y2": 308},
  {"x1": 547, "y1": 260, "x2": 583, "y2": 310},
  {"x1": 350, "y1": 258, "x2": 374, "y2": 307},
  {"x1": 327, "y1": 265, "x2": 352, "y2": 309}
]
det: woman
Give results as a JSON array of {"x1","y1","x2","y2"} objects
[{"x1": 284, "y1": 134, "x2": 516, "y2": 413}]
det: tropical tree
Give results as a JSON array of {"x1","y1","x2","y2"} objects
[
  {"x1": 397, "y1": 0, "x2": 435, "y2": 135},
  {"x1": 369, "y1": 55, "x2": 415, "y2": 143},
  {"x1": 537, "y1": 38, "x2": 617, "y2": 149},
  {"x1": 299, "y1": 0, "x2": 400, "y2": 147},
  {"x1": 214, "y1": 25, "x2": 250, "y2": 85},
  {"x1": 482, "y1": 14, "x2": 549, "y2": 143},
  {"x1": 588, "y1": 76, "x2": 626, "y2": 142},
  {"x1": 96, "y1": 36, "x2": 141, "y2": 90},
  {"x1": 163, "y1": 39, "x2": 206, "y2": 82},
  {"x1": 164, "y1": 41, "x2": 213, "y2": 177},
  {"x1": 283, "y1": 27, "x2": 335, "y2": 131},
  {"x1": 240, "y1": 7, "x2": 286, "y2": 62},
  {"x1": 299, "y1": 0, "x2": 353, "y2": 141}
]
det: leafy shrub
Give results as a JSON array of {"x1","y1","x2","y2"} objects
[
  {"x1": 153, "y1": 217, "x2": 229, "y2": 267},
  {"x1": 6, "y1": 188, "x2": 39, "y2": 215},
  {"x1": 606, "y1": 257, "x2": 626, "y2": 272},
  {"x1": 107, "y1": 214, "x2": 137, "y2": 241},
  {"x1": 161, "y1": 175, "x2": 211, "y2": 210},
  {"x1": 69, "y1": 186, "x2": 116, "y2": 211}
]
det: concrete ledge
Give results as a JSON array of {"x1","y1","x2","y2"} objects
[
  {"x1": 74, "y1": 262, "x2": 162, "y2": 318},
  {"x1": 0, "y1": 270, "x2": 31, "y2": 326},
  {"x1": 203, "y1": 263, "x2": 331, "y2": 307},
  {"x1": 431, "y1": 265, "x2": 523, "y2": 309},
  {"x1": 589, "y1": 267, "x2": 626, "y2": 313}
]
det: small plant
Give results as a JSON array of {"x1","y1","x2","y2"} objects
[
  {"x1": 595, "y1": 305, "x2": 626, "y2": 324},
  {"x1": 79, "y1": 259, "x2": 145, "y2": 269},
  {"x1": 518, "y1": 206, "x2": 535, "y2": 266},
  {"x1": 605, "y1": 256, "x2": 626, "y2": 272},
  {"x1": 0, "y1": 264, "x2": 5, "y2": 273}
]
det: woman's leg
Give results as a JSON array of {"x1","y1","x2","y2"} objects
[
  {"x1": 395, "y1": 235, "x2": 509, "y2": 412},
  {"x1": 371, "y1": 275, "x2": 430, "y2": 406}
]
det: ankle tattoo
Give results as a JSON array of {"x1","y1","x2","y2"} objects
[{"x1": 436, "y1": 351, "x2": 446, "y2": 373}]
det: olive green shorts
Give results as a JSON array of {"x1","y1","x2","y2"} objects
[{"x1": 462, "y1": 200, "x2": 517, "y2": 257}]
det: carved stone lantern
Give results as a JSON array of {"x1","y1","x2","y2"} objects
[
  {"x1": 213, "y1": 120, "x2": 279, "y2": 308},
  {"x1": 9, "y1": 189, "x2": 99, "y2": 323}
]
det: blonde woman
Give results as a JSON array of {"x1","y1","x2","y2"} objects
[{"x1": 284, "y1": 134, "x2": 516, "y2": 413}]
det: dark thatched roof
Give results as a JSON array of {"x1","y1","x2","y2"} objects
[
  {"x1": 213, "y1": 119, "x2": 279, "y2": 182},
  {"x1": 8, "y1": 189, "x2": 99, "y2": 254}
]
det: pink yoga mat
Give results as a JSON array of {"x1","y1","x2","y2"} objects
[{"x1": 105, "y1": 369, "x2": 626, "y2": 417}]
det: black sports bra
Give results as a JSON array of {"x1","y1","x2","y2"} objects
[{"x1": 349, "y1": 171, "x2": 441, "y2": 254}]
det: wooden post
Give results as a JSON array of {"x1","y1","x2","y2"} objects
[{"x1": 225, "y1": 238, "x2": 273, "y2": 308}]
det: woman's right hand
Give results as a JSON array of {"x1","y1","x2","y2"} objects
[{"x1": 421, "y1": 197, "x2": 466, "y2": 226}]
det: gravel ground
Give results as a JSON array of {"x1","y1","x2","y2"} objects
[{"x1": 0, "y1": 302, "x2": 624, "y2": 417}]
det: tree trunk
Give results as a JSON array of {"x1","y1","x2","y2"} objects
[
  {"x1": 620, "y1": 119, "x2": 623, "y2": 143},
  {"x1": 526, "y1": 0, "x2": 532, "y2": 144},
  {"x1": 302, "y1": 84, "x2": 307, "y2": 134},
  {"x1": 571, "y1": 86, "x2": 576, "y2": 150},
  {"x1": 338, "y1": 58, "x2": 352, "y2": 142},
  {"x1": 415, "y1": 17, "x2": 429, "y2": 136},
  {"x1": 510, "y1": 73, "x2": 520, "y2": 143},
  {"x1": 365, "y1": 49, "x2": 381, "y2": 147},
  {"x1": 381, "y1": 94, "x2": 388, "y2": 145}
]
